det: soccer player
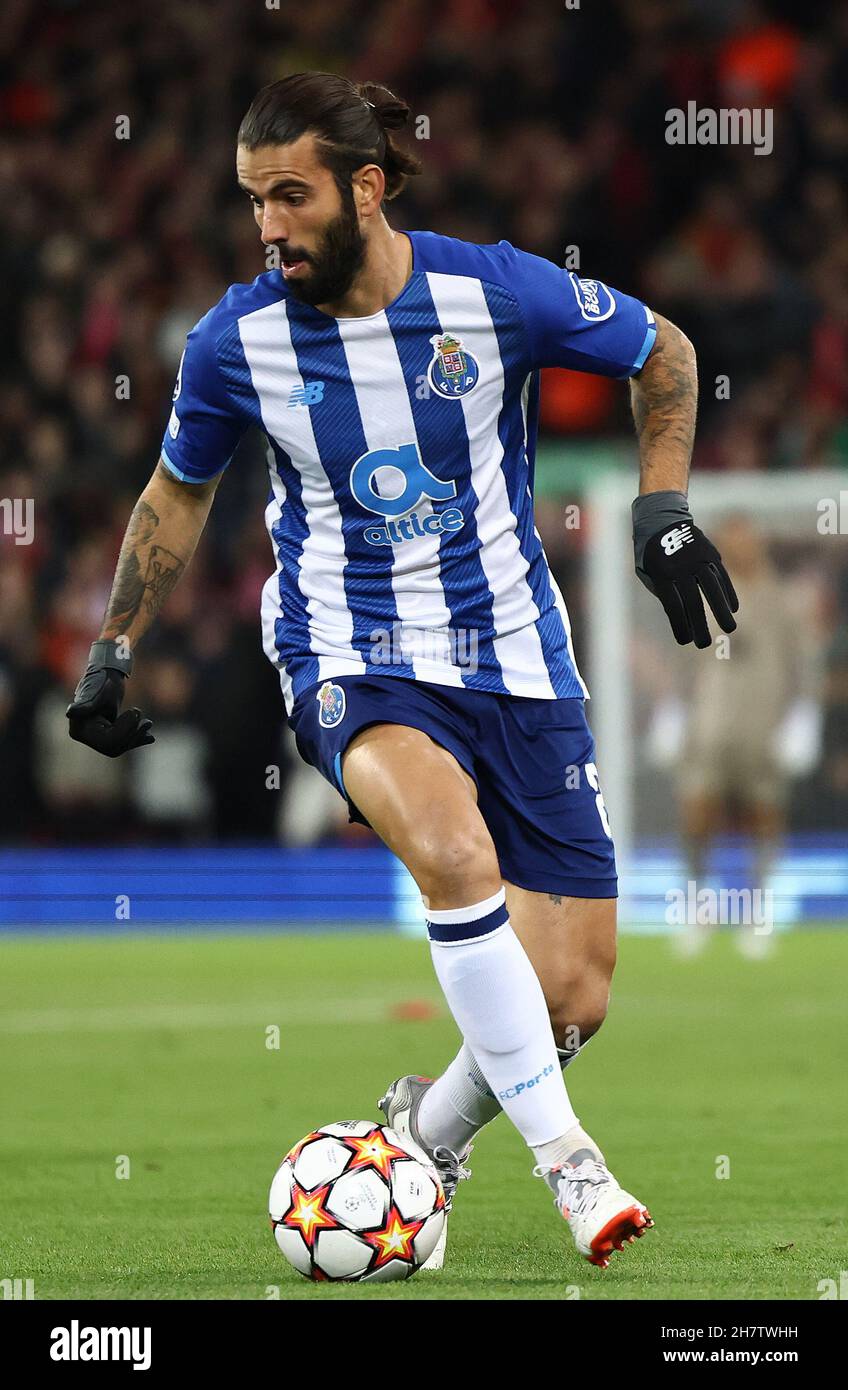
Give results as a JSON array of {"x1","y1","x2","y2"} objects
[{"x1": 67, "y1": 73, "x2": 738, "y2": 1269}]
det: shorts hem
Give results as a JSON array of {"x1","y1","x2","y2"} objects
[{"x1": 498, "y1": 866, "x2": 618, "y2": 898}]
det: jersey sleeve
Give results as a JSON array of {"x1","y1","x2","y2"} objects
[
  {"x1": 160, "y1": 311, "x2": 248, "y2": 483},
  {"x1": 502, "y1": 242, "x2": 657, "y2": 378}
]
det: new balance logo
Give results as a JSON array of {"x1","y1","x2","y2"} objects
[
  {"x1": 288, "y1": 382, "x2": 325, "y2": 407},
  {"x1": 661, "y1": 524, "x2": 694, "y2": 556}
]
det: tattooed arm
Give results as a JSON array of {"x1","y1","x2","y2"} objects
[
  {"x1": 66, "y1": 461, "x2": 220, "y2": 756},
  {"x1": 628, "y1": 316, "x2": 738, "y2": 648},
  {"x1": 629, "y1": 313, "x2": 698, "y2": 495},
  {"x1": 98, "y1": 459, "x2": 220, "y2": 649}
]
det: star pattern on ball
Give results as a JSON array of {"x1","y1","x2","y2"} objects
[
  {"x1": 362, "y1": 1204, "x2": 424, "y2": 1268},
  {"x1": 341, "y1": 1126, "x2": 411, "y2": 1180},
  {"x1": 282, "y1": 1180, "x2": 339, "y2": 1249},
  {"x1": 282, "y1": 1130, "x2": 325, "y2": 1167}
]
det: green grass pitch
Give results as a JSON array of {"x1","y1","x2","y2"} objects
[{"x1": 1, "y1": 927, "x2": 846, "y2": 1300}]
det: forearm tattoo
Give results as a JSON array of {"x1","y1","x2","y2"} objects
[
  {"x1": 101, "y1": 500, "x2": 186, "y2": 638},
  {"x1": 630, "y1": 316, "x2": 698, "y2": 487}
]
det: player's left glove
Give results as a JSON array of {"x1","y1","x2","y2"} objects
[{"x1": 632, "y1": 491, "x2": 739, "y2": 649}]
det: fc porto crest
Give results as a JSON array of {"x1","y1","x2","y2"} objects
[
  {"x1": 427, "y1": 332, "x2": 479, "y2": 399},
  {"x1": 316, "y1": 681, "x2": 346, "y2": 729}
]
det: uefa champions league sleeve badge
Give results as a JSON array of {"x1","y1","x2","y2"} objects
[
  {"x1": 317, "y1": 681, "x2": 347, "y2": 728},
  {"x1": 427, "y1": 332, "x2": 480, "y2": 399}
]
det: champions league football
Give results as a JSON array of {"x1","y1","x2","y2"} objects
[{"x1": 269, "y1": 1122, "x2": 445, "y2": 1282}]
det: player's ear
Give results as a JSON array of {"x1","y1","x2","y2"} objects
[{"x1": 352, "y1": 164, "x2": 385, "y2": 218}]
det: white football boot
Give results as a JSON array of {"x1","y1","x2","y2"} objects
[
  {"x1": 378, "y1": 1074, "x2": 472, "y2": 1271},
  {"x1": 538, "y1": 1158, "x2": 654, "y2": 1269}
]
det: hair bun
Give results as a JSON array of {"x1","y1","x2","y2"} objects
[{"x1": 357, "y1": 82, "x2": 410, "y2": 131}]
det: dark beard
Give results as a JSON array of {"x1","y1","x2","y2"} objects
[{"x1": 281, "y1": 189, "x2": 366, "y2": 308}]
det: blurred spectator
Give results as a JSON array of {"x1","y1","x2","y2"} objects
[{"x1": 126, "y1": 655, "x2": 210, "y2": 842}]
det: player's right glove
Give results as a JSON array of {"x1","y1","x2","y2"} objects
[
  {"x1": 632, "y1": 491, "x2": 739, "y2": 649},
  {"x1": 66, "y1": 639, "x2": 155, "y2": 757}
]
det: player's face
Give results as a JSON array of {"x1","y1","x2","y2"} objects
[{"x1": 237, "y1": 136, "x2": 366, "y2": 308}]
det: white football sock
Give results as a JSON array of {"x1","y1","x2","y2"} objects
[
  {"x1": 418, "y1": 1037, "x2": 591, "y2": 1154},
  {"x1": 532, "y1": 1124, "x2": 605, "y2": 1190},
  {"x1": 417, "y1": 1042, "x2": 500, "y2": 1155},
  {"x1": 426, "y1": 890, "x2": 577, "y2": 1148}
]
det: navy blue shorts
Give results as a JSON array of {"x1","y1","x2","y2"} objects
[{"x1": 287, "y1": 676, "x2": 617, "y2": 898}]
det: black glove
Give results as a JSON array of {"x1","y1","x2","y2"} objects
[
  {"x1": 632, "y1": 491, "x2": 739, "y2": 649},
  {"x1": 66, "y1": 639, "x2": 155, "y2": 757}
]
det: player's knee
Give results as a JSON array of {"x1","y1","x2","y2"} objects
[{"x1": 411, "y1": 823, "x2": 500, "y2": 908}]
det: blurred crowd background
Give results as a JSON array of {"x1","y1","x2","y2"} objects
[{"x1": 1, "y1": 0, "x2": 848, "y2": 848}]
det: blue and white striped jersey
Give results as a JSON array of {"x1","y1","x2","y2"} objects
[{"x1": 161, "y1": 231, "x2": 656, "y2": 712}]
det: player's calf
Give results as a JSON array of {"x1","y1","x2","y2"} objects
[
  {"x1": 549, "y1": 987, "x2": 611, "y2": 1069},
  {"x1": 414, "y1": 967, "x2": 614, "y2": 1156}
]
